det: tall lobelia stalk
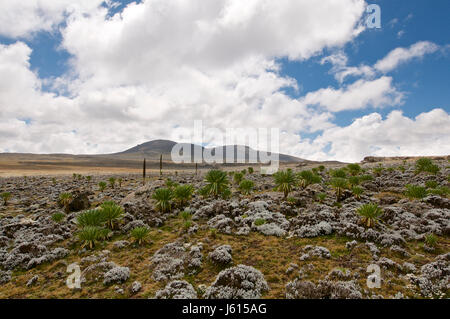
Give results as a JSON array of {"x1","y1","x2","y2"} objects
[
  {"x1": 159, "y1": 154, "x2": 163, "y2": 179},
  {"x1": 143, "y1": 158, "x2": 146, "y2": 185}
]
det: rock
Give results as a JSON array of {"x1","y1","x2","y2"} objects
[
  {"x1": 208, "y1": 245, "x2": 233, "y2": 266},
  {"x1": 155, "y1": 280, "x2": 197, "y2": 299},
  {"x1": 0, "y1": 270, "x2": 12, "y2": 285},
  {"x1": 150, "y1": 241, "x2": 203, "y2": 281},
  {"x1": 294, "y1": 221, "x2": 332, "y2": 238},
  {"x1": 286, "y1": 279, "x2": 362, "y2": 299},
  {"x1": 300, "y1": 246, "x2": 331, "y2": 261},
  {"x1": 113, "y1": 240, "x2": 130, "y2": 250},
  {"x1": 130, "y1": 281, "x2": 142, "y2": 294},
  {"x1": 204, "y1": 265, "x2": 269, "y2": 299},
  {"x1": 103, "y1": 266, "x2": 130, "y2": 285},
  {"x1": 26, "y1": 275, "x2": 39, "y2": 287}
]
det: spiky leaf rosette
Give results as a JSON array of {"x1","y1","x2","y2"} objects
[{"x1": 356, "y1": 203, "x2": 383, "y2": 228}]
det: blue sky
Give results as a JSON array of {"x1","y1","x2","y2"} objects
[{"x1": 0, "y1": 0, "x2": 449, "y2": 161}]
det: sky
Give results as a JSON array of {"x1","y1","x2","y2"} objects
[{"x1": 0, "y1": 0, "x2": 449, "y2": 162}]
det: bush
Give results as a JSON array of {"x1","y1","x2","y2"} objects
[
  {"x1": 329, "y1": 178, "x2": 348, "y2": 201},
  {"x1": 356, "y1": 203, "x2": 383, "y2": 228},
  {"x1": 348, "y1": 176, "x2": 360, "y2": 187},
  {"x1": 76, "y1": 209, "x2": 105, "y2": 227},
  {"x1": 248, "y1": 167, "x2": 254, "y2": 174},
  {"x1": 239, "y1": 180, "x2": 254, "y2": 195},
  {"x1": 428, "y1": 186, "x2": 449, "y2": 197},
  {"x1": 51, "y1": 212, "x2": 65, "y2": 223},
  {"x1": 297, "y1": 170, "x2": 321, "y2": 188},
  {"x1": 254, "y1": 218, "x2": 266, "y2": 226},
  {"x1": 1, "y1": 192, "x2": 12, "y2": 205},
  {"x1": 173, "y1": 184, "x2": 194, "y2": 206},
  {"x1": 316, "y1": 193, "x2": 327, "y2": 203},
  {"x1": 424, "y1": 234, "x2": 438, "y2": 248},
  {"x1": 274, "y1": 169, "x2": 296, "y2": 199},
  {"x1": 404, "y1": 184, "x2": 428, "y2": 199},
  {"x1": 359, "y1": 175, "x2": 374, "y2": 182},
  {"x1": 166, "y1": 178, "x2": 179, "y2": 189},
  {"x1": 203, "y1": 170, "x2": 230, "y2": 198},
  {"x1": 108, "y1": 177, "x2": 116, "y2": 189},
  {"x1": 180, "y1": 211, "x2": 192, "y2": 221},
  {"x1": 98, "y1": 181, "x2": 107, "y2": 192},
  {"x1": 130, "y1": 227, "x2": 151, "y2": 246},
  {"x1": 372, "y1": 166, "x2": 384, "y2": 177},
  {"x1": 415, "y1": 158, "x2": 440, "y2": 175},
  {"x1": 233, "y1": 172, "x2": 244, "y2": 185},
  {"x1": 100, "y1": 201, "x2": 124, "y2": 229},
  {"x1": 78, "y1": 226, "x2": 109, "y2": 249},
  {"x1": 59, "y1": 192, "x2": 72, "y2": 212},
  {"x1": 352, "y1": 186, "x2": 364, "y2": 199},
  {"x1": 347, "y1": 163, "x2": 361, "y2": 176},
  {"x1": 425, "y1": 180, "x2": 438, "y2": 189},
  {"x1": 330, "y1": 169, "x2": 347, "y2": 178},
  {"x1": 152, "y1": 188, "x2": 174, "y2": 213}
]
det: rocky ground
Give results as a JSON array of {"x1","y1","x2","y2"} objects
[{"x1": 0, "y1": 159, "x2": 449, "y2": 299}]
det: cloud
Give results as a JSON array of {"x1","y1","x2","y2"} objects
[
  {"x1": 322, "y1": 41, "x2": 440, "y2": 83},
  {"x1": 0, "y1": 1, "x2": 448, "y2": 163},
  {"x1": 304, "y1": 108, "x2": 450, "y2": 162},
  {"x1": 374, "y1": 41, "x2": 439, "y2": 73},
  {"x1": 0, "y1": 0, "x2": 104, "y2": 38},
  {"x1": 301, "y1": 76, "x2": 403, "y2": 112}
]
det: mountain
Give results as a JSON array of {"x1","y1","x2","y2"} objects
[{"x1": 116, "y1": 139, "x2": 306, "y2": 163}]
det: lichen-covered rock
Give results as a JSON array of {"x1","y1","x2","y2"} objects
[
  {"x1": 207, "y1": 214, "x2": 234, "y2": 234},
  {"x1": 130, "y1": 281, "x2": 142, "y2": 294},
  {"x1": 26, "y1": 275, "x2": 39, "y2": 287},
  {"x1": 300, "y1": 245, "x2": 331, "y2": 261},
  {"x1": 294, "y1": 221, "x2": 332, "y2": 238},
  {"x1": 407, "y1": 253, "x2": 449, "y2": 297},
  {"x1": 285, "y1": 279, "x2": 362, "y2": 299},
  {"x1": 151, "y1": 241, "x2": 203, "y2": 281},
  {"x1": 155, "y1": 280, "x2": 197, "y2": 299},
  {"x1": 208, "y1": 245, "x2": 232, "y2": 265},
  {"x1": 204, "y1": 265, "x2": 269, "y2": 299},
  {"x1": 103, "y1": 266, "x2": 130, "y2": 285},
  {"x1": 0, "y1": 270, "x2": 12, "y2": 285}
]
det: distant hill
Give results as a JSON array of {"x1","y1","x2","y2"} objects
[{"x1": 115, "y1": 139, "x2": 306, "y2": 163}]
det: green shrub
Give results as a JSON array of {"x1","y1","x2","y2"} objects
[
  {"x1": 359, "y1": 175, "x2": 374, "y2": 182},
  {"x1": 203, "y1": 170, "x2": 230, "y2": 198},
  {"x1": 233, "y1": 172, "x2": 244, "y2": 185},
  {"x1": 373, "y1": 167, "x2": 384, "y2": 177},
  {"x1": 108, "y1": 177, "x2": 116, "y2": 189},
  {"x1": 347, "y1": 163, "x2": 361, "y2": 176},
  {"x1": 405, "y1": 184, "x2": 428, "y2": 199},
  {"x1": 330, "y1": 169, "x2": 347, "y2": 178},
  {"x1": 356, "y1": 203, "x2": 383, "y2": 228},
  {"x1": 428, "y1": 186, "x2": 450, "y2": 197},
  {"x1": 348, "y1": 176, "x2": 360, "y2": 187},
  {"x1": 239, "y1": 180, "x2": 254, "y2": 195},
  {"x1": 130, "y1": 227, "x2": 151, "y2": 246},
  {"x1": 316, "y1": 193, "x2": 327, "y2": 203},
  {"x1": 274, "y1": 169, "x2": 296, "y2": 199},
  {"x1": 174, "y1": 184, "x2": 194, "y2": 206},
  {"x1": 424, "y1": 233, "x2": 438, "y2": 248},
  {"x1": 51, "y1": 212, "x2": 65, "y2": 223},
  {"x1": 152, "y1": 188, "x2": 173, "y2": 213},
  {"x1": 330, "y1": 178, "x2": 348, "y2": 201},
  {"x1": 248, "y1": 167, "x2": 254, "y2": 174},
  {"x1": 352, "y1": 186, "x2": 364, "y2": 199},
  {"x1": 318, "y1": 165, "x2": 325, "y2": 172},
  {"x1": 98, "y1": 181, "x2": 107, "y2": 192},
  {"x1": 179, "y1": 210, "x2": 192, "y2": 221},
  {"x1": 1, "y1": 192, "x2": 12, "y2": 205},
  {"x1": 297, "y1": 170, "x2": 321, "y2": 188},
  {"x1": 59, "y1": 192, "x2": 72, "y2": 212},
  {"x1": 254, "y1": 218, "x2": 266, "y2": 226},
  {"x1": 415, "y1": 158, "x2": 433, "y2": 172},
  {"x1": 100, "y1": 201, "x2": 124, "y2": 229},
  {"x1": 166, "y1": 178, "x2": 179, "y2": 189},
  {"x1": 76, "y1": 209, "x2": 105, "y2": 227},
  {"x1": 425, "y1": 180, "x2": 438, "y2": 189},
  {"x1": 78, "y1": 226, "x2": 108, "y2": 249}
]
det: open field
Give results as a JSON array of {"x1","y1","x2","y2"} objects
[{"x1": 0, "y1": 156, "x2": 449, "y2": 299}]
